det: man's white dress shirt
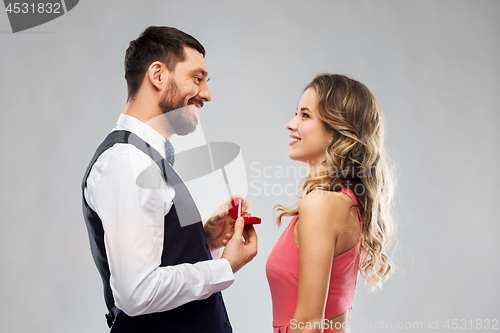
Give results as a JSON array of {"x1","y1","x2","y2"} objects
[{"x1": 84, "y1": 114, "x2": 234, "y2": 316}]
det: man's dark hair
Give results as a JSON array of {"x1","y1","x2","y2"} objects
[{"x1": 124, "y1": 26, "x2": 205, "y2": 101}]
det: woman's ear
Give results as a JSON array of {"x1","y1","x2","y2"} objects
[{"x1": 329, "y1": 131, "x2": 336, "y2": 146}]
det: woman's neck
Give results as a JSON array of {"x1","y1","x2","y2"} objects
[{"x1": 306, "y1": 159, "x2": 328, "y2": 177}]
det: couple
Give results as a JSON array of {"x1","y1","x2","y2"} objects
[{"x1": 82, "y1": 26, "x2": 395, "y2": 333}]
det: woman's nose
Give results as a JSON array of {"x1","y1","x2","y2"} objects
[{"x1": 286, "y1": 116, "x2": 298, "y2": 131}]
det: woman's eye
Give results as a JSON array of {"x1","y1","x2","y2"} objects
[{"x1": 295, "y1": 112, "x2": 309, "y2": 118}]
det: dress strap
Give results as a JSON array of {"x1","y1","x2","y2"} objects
[
  {"x1": 340, "y1": 187, "x2": 358, "y2": 204},
  {"x1": 340, "y1": 188, "x2": 362, "y2": 232}
]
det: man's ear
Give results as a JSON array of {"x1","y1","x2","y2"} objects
[{"x1": 147, "y1": 61, "x2": 168, "y2": 92}]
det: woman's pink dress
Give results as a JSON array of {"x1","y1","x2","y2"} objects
[{"x1": 266, "y1": 189, "x2": 363, "y2": 333}]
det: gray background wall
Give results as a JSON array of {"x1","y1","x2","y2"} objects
[{"x1": 1, "y1": 1, "x2": 499, "y2": 332}]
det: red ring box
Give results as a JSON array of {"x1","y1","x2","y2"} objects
[{"x1": 228, "y1": 198, "x2": 261, "y2": 225}]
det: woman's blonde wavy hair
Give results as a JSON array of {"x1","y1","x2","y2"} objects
[{"x1": 276, "y1": 74, "x2": 397, "y2": 290}]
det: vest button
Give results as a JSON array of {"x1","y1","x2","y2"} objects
[
  {"x1": 219, "y1": 294, "x2": 223, "y2": 301},
  {"x1": 225, "y1": 320, "x2": 231, "y2": 327}
]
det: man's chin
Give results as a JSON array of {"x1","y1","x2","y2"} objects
[
  {"x1": 174, "y1": 118, "x2": 197, "y2": 136},
  {"x1": 161, "y1": 104, "x2": 200, "y2": 136}
]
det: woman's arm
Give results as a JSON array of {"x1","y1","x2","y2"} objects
[{"x1": 291, "y1": 190, "x2": 354, "y2": 333}]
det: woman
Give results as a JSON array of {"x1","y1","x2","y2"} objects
[{"x1": 266, "y1": 74, "x2": 396, "y2": 333}]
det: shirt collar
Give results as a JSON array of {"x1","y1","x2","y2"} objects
[{"x1": 114, "y1": 114, "x2": 167, "y2": 159}]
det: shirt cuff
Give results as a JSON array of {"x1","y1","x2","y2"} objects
[{"x1": 208, "y1": 258, "x2": 234, "y2": 293}]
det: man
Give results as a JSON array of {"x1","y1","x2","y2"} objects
[{"x1": 82, "y1": 26, "x2": 258, "y2": 332}]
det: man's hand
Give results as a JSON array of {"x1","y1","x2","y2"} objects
[
  {"x1": 204, "y1": 195, "x2": 250, "y2": 251},
  {"x1": 221, "y1": 217, "x2": 258, "y2": 273}
]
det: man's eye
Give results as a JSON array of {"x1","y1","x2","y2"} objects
[{"x1": 194, "y1": 77, "x2": 202, "y2": 83}]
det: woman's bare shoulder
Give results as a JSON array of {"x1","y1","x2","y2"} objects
[{"x1": 299, "y1": 189, "x2": 355, "y2": 219}]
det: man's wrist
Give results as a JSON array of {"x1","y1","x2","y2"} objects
[{"x1": 219, "y1": 257, "x2": 236, "y2": 274}]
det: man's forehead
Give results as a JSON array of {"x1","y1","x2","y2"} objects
[{"x1": 177, "y1": 47, "x2": 209, "y2": 77}]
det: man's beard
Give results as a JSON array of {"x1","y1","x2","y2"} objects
[{"x1": 159, "y1": 78, "x2": 198, "y2": 136}]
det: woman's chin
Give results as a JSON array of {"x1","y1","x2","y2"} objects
[{"x1": 287, "y1": 152, "x2": 304, "y2": 163}]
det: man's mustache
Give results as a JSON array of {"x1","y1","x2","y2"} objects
[{"x1": 188, "y1": 97, "x2": 204, "y2": 109}]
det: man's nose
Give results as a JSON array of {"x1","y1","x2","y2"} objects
[{"x1": 198, "y1": 82, "x2": 212, "y2": 102}]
